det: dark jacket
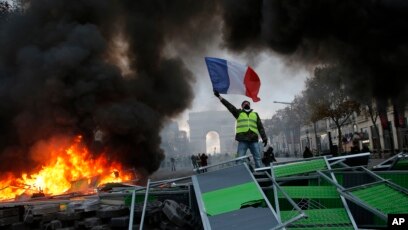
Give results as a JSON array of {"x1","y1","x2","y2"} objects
[
  {"x1": 200, "y1": 154, "x2": 208, "y2": 166},
  {"x1": 262, "y1": 146, "x2": 277, "y2": 166},
  {"x1": 303, "y1": 147, "x2": 313, "y2": 158},
  {"x1": 220, "y1": 98, "x2": 267, "y2": 142}
]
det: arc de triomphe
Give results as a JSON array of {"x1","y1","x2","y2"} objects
[{"x1": 188, "y1": 111, "x2": 236, "y2": 154}]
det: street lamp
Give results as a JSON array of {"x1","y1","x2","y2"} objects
[
  {"x1": 273, "y1": 101, "x2": 294, "y2": 106},
  {"x1": 273, "y1": 101, "x2": 296, "y2": 157},
  {"x1": 306, "y1": 129, "x2": 310, "y2": 147}
]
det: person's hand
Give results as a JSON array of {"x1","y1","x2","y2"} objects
[
  {"x1": 263, "y1": 140, "x2": 268, "y2": 147},
  {"x1": 214, "y1": 90, "x2": 220, "y2": 98}
]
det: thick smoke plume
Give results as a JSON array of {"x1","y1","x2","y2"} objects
[
  {"x1": 0, "y1": 0, "x2": 218, "y2": 175},
  {"x1": 220, "y1": 0, "x2": 408, "y2": 109},
  {"x1": 4, "y1": 0, "x2": 406, "y2": 177}
]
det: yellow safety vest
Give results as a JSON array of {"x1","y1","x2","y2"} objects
[{"x1": 236, "y1": 111, "x2": 259, "y2": 135}]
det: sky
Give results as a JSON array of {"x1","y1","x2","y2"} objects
[
  {"x1": 0, "y1": 0, "x2": 322, "y2": 134},
  {"x1": 3, "y1": 0, "x2": 309, "y2": 136},
  {"x1": 175, "y1": 48, "x2": 310, "y2": 134},
  {"x1": 3, "y1": 0, "x2": 407, "y2": 166},
  {"x1": 1, "y1": 0, "x2": 408, "y2": 174},
  {"x1": 0, "y1": 0, "x2": 314, "y2": 164}
]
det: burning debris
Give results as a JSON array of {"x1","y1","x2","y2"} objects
[
  {"x1": 0, "y1": 0, "x2": 221, "y2": 196},
  {"x1": 0, "y1": 0, "x2": 407, "y2": 210},
  {"x1": 0, "y1": 135, "x2": 134, "y2": 201}
]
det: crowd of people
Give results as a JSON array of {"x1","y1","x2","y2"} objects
[
  {"x1": 163, "y1": 143, "x2": 373, "y2": 172},
  {"x1": 161, "y1": 146, "x2": 280, "y2": 172},
  {"x1": 302, "y1": 144, "x2": 371, "y2": 159},
  {"x1": 190, "y1": 153, "x2": 208, "y2": 169},
  {"x1": 164, "y1": 148, "x2": 275, "y2": 169},
  {"x1": 161, "y1": 153, "x2": 236, "y2": 171},
  {"x1": 165, "y1": 142, "x2": 374, "y2": 172},
  {"x1": 189, "y1": 146, "x2": 277, "y2": 170}
]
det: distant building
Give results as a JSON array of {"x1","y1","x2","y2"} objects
[
  {"x1": 160, "y1": 121, "x2": 188, "y2": 157},
  {"x1": 297, "y1": 107, "x2": 408, "y2": 156},
  {"x1": 188, "y1": 111, "x2": 236, "y2": 154},
  {"x1": 265, "y1": 118, "x2": 301, "y2": 157}
]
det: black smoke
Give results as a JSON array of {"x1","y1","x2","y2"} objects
[
  {"x1": 5, "y1": 0, "x2": 406, "y2": 177},
  {"x1": 220, "y1": 0, "x2": 408, "y2": 108},
  {"x1": 0, "y1": 0, "x2": 218, "y2": 175}
]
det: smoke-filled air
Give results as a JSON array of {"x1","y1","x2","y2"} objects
[
  {"x1": 0, "y1": 0, "x2": 219, "y2": 176},
  {"x1": 1, "y1": 0, "x2": 408, "y2": 177},
  {"x1": 220, "y1": 0, "x2": 408, "y2": 110}
]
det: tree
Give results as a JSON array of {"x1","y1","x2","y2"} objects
[
  {"x1": 270, "y1": 104, "x2": 302, "y2": 157},
  {"x1": 270, "y1": 108, "x2": 291, "y2": 156},
  {"x1": 0, "y1": 1, "x2": 17, "y2": 23},
  {"x1": 291, "y1": 93, "x2": 311, "y2": 125},
  {"x1": 305, "y1": 66, "x2": 360, "y2": 154},
  {"x1": 0, "y1": 1, "x2": 10, "y2": 14},
  {"x1": 0, "y1": 1, "x2": 24, "y2": 17},
  {"x1": 292, "y1": 92, "x2": 323, "y2": 153},
  {"x1": 358, "y1": 97, "x2": 382, "y2": 156}
]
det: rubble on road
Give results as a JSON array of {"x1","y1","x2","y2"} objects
[
  {"x1": 0, "y1": 152, "x2": 407, "y2": 229},
  {"x1": 0, "y1": 179, "x2": 200, "y2": 230}
]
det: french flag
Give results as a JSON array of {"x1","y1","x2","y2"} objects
[{"x1": 205, "y1": 57, "x2": 261, "y2": 102}]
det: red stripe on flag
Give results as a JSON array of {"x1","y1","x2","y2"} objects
[{"x1": 244, "y1": 66, "x2": 261, "y2": 102}]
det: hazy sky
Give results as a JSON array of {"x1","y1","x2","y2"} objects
[
  {"x1": 3, "y1": 0, "x2": 308, "y2": 135},
  {"x1": 175, "y1": 48, "x2": 310, "y2": 133}
]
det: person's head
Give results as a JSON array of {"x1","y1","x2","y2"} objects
[{"x1": 241, "y1": 100, "x2": 251, "y2": 110}]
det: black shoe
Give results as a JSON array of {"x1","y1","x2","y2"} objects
[{"x1": 247, "y1": 164, "x2": 255, "y2": 172}]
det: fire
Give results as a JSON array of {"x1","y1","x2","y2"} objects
[{"x1": 0, "y1": 136, "x2": 134, "y2": 201}]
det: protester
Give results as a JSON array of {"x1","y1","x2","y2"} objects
[
  {"x1": 262, "y1": 145, "x2": 277, "y2": 166},
  {"x1": 214, "y1": 91, "x2": 267, "y2": 168},
  {"x1": 170, "y1": 157, "x2": 176, "y2": 171},
  {"x1": 303, "y1": 146, "x2": 313, "y2": 158},
  {"x1": 361, "y1": 145, "x2": 370, "y2": 153},
  {"x1": 200, "y1": 153, "x2": 208, "y2": 172},
  {"x1": 196, "y1": 154, "x2": 202, "y2": 167},
  {"x1": 350, "y1": 145, "x2": 360, "y2": 154},
  {"x1": 191, "y1": 154, "x2": 199, "y2": 169}
]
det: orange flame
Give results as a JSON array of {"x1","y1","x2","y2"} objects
[{"x1": 0, "y1": 136, "x2": 134, "y2": 201}]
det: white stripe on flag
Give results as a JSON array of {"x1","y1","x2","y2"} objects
[{"x1": 226, "y1": 60, "x2": 246, "y2": 94}]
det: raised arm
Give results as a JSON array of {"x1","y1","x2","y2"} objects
[{"x1": 214, "y1": 91, "x2": 240, "y2": 118}]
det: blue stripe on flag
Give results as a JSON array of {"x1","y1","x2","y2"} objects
[{"x1": 205, "y1": 57, "x2": 229, "y2": 93}]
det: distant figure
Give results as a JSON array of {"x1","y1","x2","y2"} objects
[
  {"x1": 200, "y1": 153, "x2": 208, "y2": 172},
  {"x1": 262, "y1": 145, "x2": 277, "y2": 166},
  {"x1": 350, "y1": 145, "x2": 360, "y2": 154},
  {"x1": 94, "y1": 128, "x2": 104, "y2": 142},
  {"x1": 200, "y1": 153, "x2": 208, "y2": 167},
  {"x1": 170, "y1": 157, "x2": 176, "y2": 171},
  {"x1": 191, "y1": 155, "x2": 199, "y2": 169},
  {"x1": 92, "y1": 126, "x2": 104, "y2": 154},
  {"x1": 196, "y1": 154, "x2": 202, "y2": 167},
  {"x1": 361, "y1": 145, "x2": 370, "y2": 153},
  {"x1": 303, "y1": 147, "x2": 313, "y2": 158}
]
